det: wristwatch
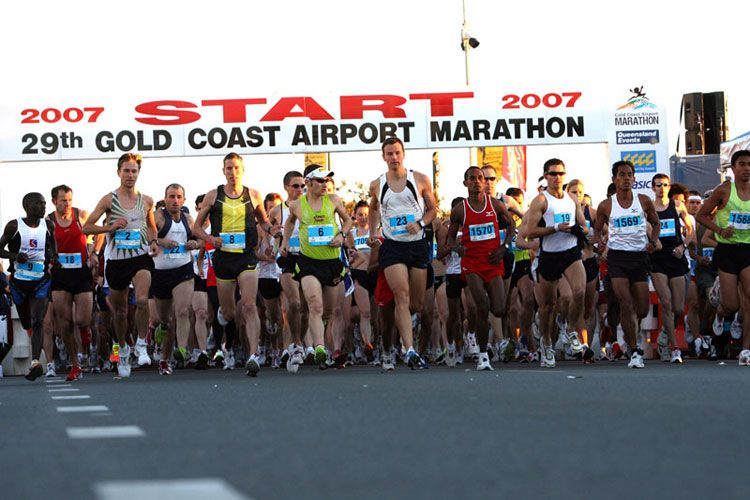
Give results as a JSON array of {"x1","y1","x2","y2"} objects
[{"x1": 418, "y1": 220, "x2": 426, "y2": 229}]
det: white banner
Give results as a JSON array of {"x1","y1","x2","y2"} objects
[
  {"x1": 607, "y1": 90, "x2": 670, "y2": 195},
  {"x1": 0, "y1": 90, "x2": 609, "y2": 161}
]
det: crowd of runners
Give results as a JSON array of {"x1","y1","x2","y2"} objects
[{"x1": 2, "y1": 138, "x2": 750, "y2": 381}]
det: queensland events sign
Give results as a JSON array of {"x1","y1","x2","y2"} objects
[{"x1": 0, "y1": 90, "x2": 615, "y2": 161}]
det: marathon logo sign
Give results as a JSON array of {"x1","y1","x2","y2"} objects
[
  {"x1": 0, "y1": 90, "x2": 609, "y2": 161},
  {"x1": 616, "y1": 129, "x2": 659, "y2": 145},
  {"x1": 621, "y1": 150, "x2": 657, "y2": 173}
]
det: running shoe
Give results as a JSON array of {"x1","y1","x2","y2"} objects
[
  {"x1": 628, "y1": 350, "x2": 645, "y2": 369},
  {"x1": 333, "y1": 350, "x2": 347, "y2": 369},
  {"x1": 314, "y1": 345, "x2": 328, "y2": 369},
  {"x1": 173, "y1": 347, "x2": 188, "y2": 368},
  {"x1": 434, "y1": 348, "x2": 447, "y2": 365},
  {"x1": 612, "y1": 342, "x2": 626, "y2": 360},
  {"x1": 118, "y1": 346, "x2": 132, "y2": 377},
  {"x1": 66, "y1": 365, "x2": 83, "y2": 381},
  {"x1": 287, "y1": 345, "x2": 305, "y2": 373},
  {"x1": 245, "y1": 354, "x2": 260, "y2": 377},
  {"x1": 541, "y1": 346, "x2": 556, "y2": 368},
  {"x1": 657, "y1": 329, "x2": 670, "y2": 362},
  {"x1": 135, "y1": 338, "x2": 151, "y2": 367},
  {"x1": 712, "y1": 315, "x2": 724, "y2": 337},
  {"x1": 518, "y1": 350, "x2": 530, "y2": 363},
  {"x1": 109, "y1": 343, "x2": 120, "y2": 363},
  {"x1": 446, "y1": 343, "x2": 457, "y2": 368},
  {"x1": 213, "y1": 350, "x2": 225, "y2": 369},
  {"x1": 600, "y1": 342, "x2": 613, "y2": 361},
  {"x1": 731, "y1": 313, "x2": 743, "y2": 340},
  {"x1": 25, "y1": 360, "x2": 43, "y2": 381},
  {"x1": 158, "y1": 359, "x2": 173, "y2": 375},
  {"x1": 708, "y1": 344, "x2": 718, "y2": 360},
  {"x1": 222, "y1": 349, "x2": 235, "y2": 370},
  {"x1": 582, "y1": 345, "x2": 595, "y2": 364},
  {"x1": 406, "y1": 349, "x2": 429, "y2": 370},
  {"x1": 195, "y1": 351, "x2": 209, "y2": 370},
  {"x1": 465, "y1": 332, "x2": 480, "y2": 358},
  {"x1": 529, "y1": 351, "x2": 540, "y2": 363},
  {"x1": 694, "y1": 337, "x2": 706, "y2": 357},
  {"x1": 381, "y1": 351, "x2": 395, "y2": 371},
  {"x1": 476, "y1": 352, "x2": 493, "y2": 371},
  {"x1": 45, "y1": 362, "x2": 57, "y2": 378},
  {"x1": 670, "y1": 348, "x2": 683, "y2": 364},
  {"x1": 739, "y1": 349, "x2": 750, "y2": 366},
  {"x1": 566, "y1": 331, "x2": 584, "y2": 353}
]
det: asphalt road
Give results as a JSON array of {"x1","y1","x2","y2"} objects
[{"x1": 1, "y1": 360, "x2": 748, "y2": 500}]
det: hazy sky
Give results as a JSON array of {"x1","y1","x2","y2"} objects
[{"x1": 1, "y1": 0, "x2": 746, "y2": 221}]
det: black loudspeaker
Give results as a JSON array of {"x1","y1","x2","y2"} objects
[
  {"x1": 682, "y1": 93, "x2": 703, "y2": 133},
  {"x1": 685, "y1": 130, "x2": 704, "y2": 156},
  {"x1": 703, "y1": 91, "x2": 728, "y2": 154}
]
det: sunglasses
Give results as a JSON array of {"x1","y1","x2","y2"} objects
[
  {"x1": 546, "y1": 171, "x2": 566, "y2": 177},
  {"x1": 288, "y1": 183, "x2": 304, "y2": 189},
  {"x1": 654, "y1": 183, "x2": 670, "y2": 188},
  {"x1": 484, "y1": 176, "x2": 497, "y2": 181},
  {"x1": 311, "y1": 178, "x2": 328, "y2": 184}
]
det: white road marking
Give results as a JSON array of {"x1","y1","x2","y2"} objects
[
  {"x1": 93, "y1": 479, "x2": 252, "y2": 500},
  {"x1": 48, "y1": 387, "x2": 79, "y2": 392},
  {"x1": 57, "y1": 405, "x2": 109, "y2": 413},
  {"x1": 45, "y1": 378, "x2": 66, "y2": 383},
  {"x1": 51, "y1": 395, "x2": 91, "y2": 400},
  {"x1": 66, "y1": 426, "x2": 145, "y2": 439}
]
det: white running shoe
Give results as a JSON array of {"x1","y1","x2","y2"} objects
[
  {"x1": 712, "y1": 315, "x2": 724, "y2": 336},
  {"x1": 465, "y1": 332, "x2": 480, "y2": 358},
  {"x1": 245, "y1": 354, "x2": 260, "y2": 377},
  {"x1": 216, "y1": 307, "x2": 228, "y2": 327},
  {"x1": 135, "y1": 339, "x2": 151, "y2": 367},
  {"x1": 670, "y1": 348, "x2": 683, "y2": 364},
  {"x1": 731, "y1": 313, "x2": 743, "y2": 340},
  {"x1": 446, "y1": 342, "x2": 457, "y2": 368},
  {"x1": 565, "y1": 331, "x2": 584, "y2": 353},
  {"x1": 739, "y1": 349, "x2": 750, "y2": 366},
  {"x1": 476, "y1": 352, "x2": 493, "y2": 371},
  {"x1": 628, "y1": 351, "x2": 645, "y2": 369},
  {"x1": 45, "y1": 362, "x2": 56, "y2": 378},
  {"x1": 118, "y1": 346, "x2": 132, "y2": 377},
  {"x1": 287, "y1": 345, "x2": 304, "y2": 373},
  {"x1": 381, "y1": 352, "x2": 395, "y2": 371},
  {"x1": 600, "y1": 342, "x2": 613, "y2": 361},
  {"x1": 541, "y1": 347, "x2": 556, "y2": 368},
  {"x1": 223, "y1": 350, "x2": 235, "y2": 371}
]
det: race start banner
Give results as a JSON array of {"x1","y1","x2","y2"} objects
[{"x1": 0, "y1": 90, "x2": 612, "y2": 161}]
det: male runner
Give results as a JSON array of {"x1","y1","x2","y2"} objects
[
  {"x1": 650, "y1": 173, "x2": 693, "y2": 363},
  {"x1": 696, "y1": 150, "x2": 750, "y2": 365},
  {"x1": 367, "y1": 137, "x2": 437, "y2": 369},
  {"x1": 525, "y1": 159, "x2": 587, "y2": 367},
  {"x1": 0, "y1": 193, "x2": 57, "y2": 381},
  {"x1": 48, "y1": 185, "x2": 97, "y2": 381},
  {"x1": 594, "y1": 160, "x2": 661, "y2": 368},
  {"x1": 280, "y1": 165, "x2": 352, "y2": 369},
  {"x1": 193, "y1": 152, "x2": 280, "y2": 377},
  {"x1": 153, "y1": 184, "x2": 201, "y2": 375},
  {"x1": 83, "y1": 153, "x2": 158, "y2": 377},
  {"x1": 268, "y1": 170, "x2": 307, "y2": 372},
  {"x1": 446, "y1": 167, "x2": 514, "y2": 370}
]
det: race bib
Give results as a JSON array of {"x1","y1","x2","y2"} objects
[
  {"x1": 388, "y1": 214, "x2": 416, "y2": 236},
  {"x1": 509, "y1": 234, "x2": 518, "y2": 251},
  {"x1": 308, "y1": 224, "x2": 335, "y2": 246},
  {"x1": 164, "y1": 243, "x2": 187, "y2": 258},
  {"x1": 554, "y1": 212, "x2": 572, "y2": 225},
  {"x1": 702, "y1": 247, "x2": 714, "y2": 260},
  {"x1": 612, "y1": 215, "x2": 642, "y2": 233},
  {"x1": 287, "y1": 236, "x2": 301, "y2": 253},
  {"x1": 728, "y1": 211, "x2": 750, "y2": 230},
  {"x1": 468, "y1": 222, "x2": 495, "y2": 242},
  {"x1": 660, "y1": 219, "x2": 676, "y2": 237},
  {"x1": 354, "y1": 235, "x2": 369, "y2": 251},
  {"x1": 16, "y1": 260, "x2": 45, "y2": 281},
  {"x1": 432, "y1": 241, "x2": 438, "y2": 259},
  {"x1": 220, "y1": 232, "x2": 246, "y2": 250},
  {"x1": 58, "y1": 252, "x2": 82, "y2": 269},
  {"x1": 114, "y1": 229, "x2": 141, "y2": 249}
]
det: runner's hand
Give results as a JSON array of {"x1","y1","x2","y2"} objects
[{"x1": 489, "y1": 245, "x2": 505, "y2": 265}]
